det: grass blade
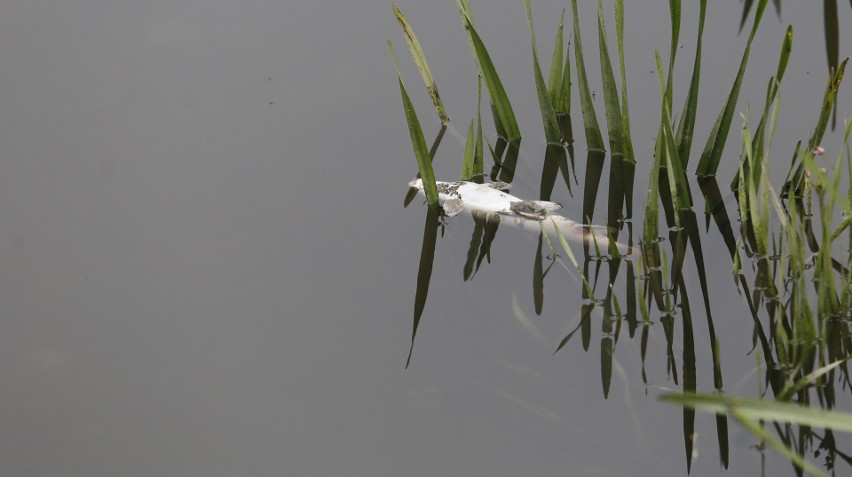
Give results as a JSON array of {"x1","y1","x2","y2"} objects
[
  {"x1": 524, "y1": 0, "x2": 562, "y2": 143},
  {"x1": 614, "y1": 0, "x2": 634, "y2": 164},
  {"x1": 674, "y1": 0, "x2": 706, "y2": 166},
  {"x1": 660, "y1": 393, "x2": 852, "y2": 433},
  {"x1": 389, "y1": 40, "x2": 439, "y2": 206},
  {"x1": 570, "y1": 0, "x2": 604, "y2": 151},
  {"x1": 548, "y1": 11, "x2": 566, "y2": 112},
  {"x1": 458, "y1": 0, "x2": 521, "y2": 142},
  {"x1": 461, "y1": 118, "x2": 476, "y2": 180},
  {"x1": 696, "y1": 0, "x2": 769, "y2": 177},
  {"x1": 595, "y1": 0, "x2": 623, "y2": 155},
  {"x1": 393, "y1": 4, "x2": 449, "y2": 125}
]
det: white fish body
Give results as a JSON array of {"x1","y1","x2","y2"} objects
[{"x1": 409, "y1": 179, "x2": 624, "y2": 252}]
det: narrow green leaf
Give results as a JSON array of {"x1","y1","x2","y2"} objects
[
  {"x1": 596, "y1": 0, "x2": 623, "y2": 155},
  {"x1": 696, "y1": 0, "x2": 769, "y2": 177},
  {"x1": 389, "y1": 40, "x2": 438, "y2": 206},
  {"x1": 655, "y1": 51, "x2": 691, "y2": 214},
  {"x1": 474, "y1": 76, "x2": 484, "y2": 180},
  {"x1": 809, "y1": 57, "x2": 847, "y2": 151},
  {"x1": 524, "y1": 0, "x2": 562, "y2": 143},
  {"x1": 614, "y1": 0, "x2": 634, "y2": 164},
  {"x1": 393, "y1": 4, "x2": 449, "y2": 125},
  {"x1": 674, "y1": 0, "x2": 706, "y2": 166},
  {"x1": 461, "y1": 118, "x2": 475, "y2": 180},
  {"x1": 570, "y1": 0, "x2": 604, "y2": 151},
  {"x1": 548, "y1": 11, "x2": 565, "y2": 111},
  {"x1": 559, "y1": 29, "x2": 572, "y2": 115},
  {"x1": 661, "y1": 393, "x2": 852, "y2": 433},
  {"x1": 457, "y1": 0, "x2": 521, "y2": 142}
]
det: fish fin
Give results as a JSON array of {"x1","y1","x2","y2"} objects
[
  {"x1": 530, "y1": 200, "x2": 562, "y2": 212},
  {"x1": 442, "y1": 198, "x2": 464, "y2": 217}
]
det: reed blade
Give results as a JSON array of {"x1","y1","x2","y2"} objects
[
  {"x1": 570, "y1": 0, "x2": 604, "y2": 151},
  {"x1": 614, "y1": 0, "x2": 635, "y2": 165},
  {"x1": 393, "y1": 4, "x2": 449, "y2": 125},
  {"x1": 389, "y1": 40, "x2": 439, "y2": 205},
  {"x1": 461, "y1": 118, "x2": 476, "y2": 180},
  {"x1": 696, "y1": 0, "x2": 769, "y2": 177},
  {"x1": 458, "y1": 0, "x2": 521, "y2": 142},
  {"x1": 524, "y1": 0, "x2": 562, "y2": 143},
  {"x1": 548, "y1": 11, "x2": 566, "y2": 113},
  {"x1": 595, "y1": 0, "x2": 623, "y2": 155},
  {"x1": 674, "y1": 0, "x2": 706, "y2": 166}
]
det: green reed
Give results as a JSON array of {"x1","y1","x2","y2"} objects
[{"x1": 390, "y1": 1, "x2": 851, "y2": 473}]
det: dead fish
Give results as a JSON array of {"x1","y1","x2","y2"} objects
[{"x1": 409, "y1": 179, "x2": 629, "y2": 254}]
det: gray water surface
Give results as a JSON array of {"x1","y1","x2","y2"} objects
[{"x1": 0, "y1": 1, "x2": 849, "y2": 475}]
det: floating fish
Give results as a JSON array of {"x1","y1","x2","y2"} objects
[{"x1": 409, "y1": 179, "x2": 630, "y2": 255}]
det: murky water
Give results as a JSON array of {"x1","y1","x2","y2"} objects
[{"x1": 0, "y1": 1, "x2": 849, "y2": 475}]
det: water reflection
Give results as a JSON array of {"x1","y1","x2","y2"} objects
[{"x1": 404, "y1": 128, "x2": 850, "y2": 473}]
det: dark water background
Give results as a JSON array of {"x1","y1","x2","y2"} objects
[{"x1": 0, "y1": 1, "x2": 849, "y2": 475}]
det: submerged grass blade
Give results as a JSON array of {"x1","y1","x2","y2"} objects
[
  {"x1": 389, "y1": 40, "x2": 439, "y2": 205},
  {"x1": 393, "y1": 4, "x2": 449, "y2": 125},
  {"x1": 524, "y1": 0, "x2": 562, "y2": 143},
  {"x1": 458, "y1": 0, "x2": 521, "y2": 142},
  {"x1": 696, "y1": 0, "x2": 769, "y2": 177},
  {"x1": 570, "y1": 0, "x2": 604, "y2": 151}
]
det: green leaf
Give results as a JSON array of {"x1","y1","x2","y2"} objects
[
  {"x1": 674, "y1": 0, "x2": 706, "y2": 166},
  {"x1": 461, "y1": 118, "x2": 475, "y2": 180},
  {"x1": 595, "y1": 0, "x2": 623, "y2": 155},
  {"x1": 570, "y1": 0, "x2": 604, "y2": 151},
  {"x1": 614, "y1": 0, "x2": 634, "y2": 165},
  {"x1": 524, "y1": 0, "x2": 562, "y2": 143},
  {"x1": 389, "y1": 40, "x2": 439, "y2": 206},
  {"x1": 393, "y1": 4, "x2": 449, "y2": 125},
  {"x1": 457, "y1": 0, "x2": 521, "y2": 142},
  {"x1": 660, "y1": 392, "x2": 852, "y2": 433},
  {"x1": 547, "y1": 11, "x2": 565, "y2": 112},
  {"x1": 696, "y1": 0, "x2": 769, "y2": 177}
]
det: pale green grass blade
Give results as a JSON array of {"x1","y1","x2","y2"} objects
[
  {"x1": 547, "y1": 218, "x2": 594, "y2": 297},
  {"x1": 393, "y1": 4, "x2": 449, "y2": 125},
  {"x1": 595, "y1": 0, "x2": 623, "y2": 155},
  {"x1": 661, "y1": 393, "x2": 852, "y2": 433},
  {"x1": 389, "y1": 40, "x2": 438, "y2": 206},
  {"x1": 778, "y1": 359, "x2": 849, "y2": 402},
  {"x1": 674, "y1": 0, "x2": 706, "y2": 166},
  {"x1": 524, "y1": 0, "x2": 562, "y2": 143},
  {"x1": 570, "y1": 0, "x2": 604, "y2": 151},
  {"x1": 614, "y1": 0, "x2": 634, "y2": 165},
  {"x1": 808, "y1": 57, "x2": 847, "y2": 151},
  {"x1": 696, "y1": 0, "x2": 769, "y2": 177},
  {"x1": 461, "y1": 118, "x2": 475, "y2": 180},
  {"x1": 458, "y1": 0, "x2": 521, "y2": 142}
]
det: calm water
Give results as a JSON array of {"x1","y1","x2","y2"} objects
[{"x1": 0, "y1": 1, "x2": 849, "y2": 475}]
